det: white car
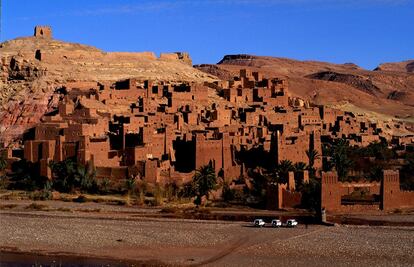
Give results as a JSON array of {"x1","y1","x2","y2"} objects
[
  {"x1": 271, "y1": 219, "x2": 282, "y2": 227},
  {"x1": 285, "y1": 219, "x2": 298, "y2": 228},
  {"x1": 253, "y1": 219, "x2": 266, "y2": 227}
]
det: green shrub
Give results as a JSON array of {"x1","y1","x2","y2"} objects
[
  {"x1": 73, "y1": 195, "x2": 89, "y2": 203},
  {"x1": 29, "y1": 189, "x2": 52, "y2": 201},
  {"x1": 0, "y1": 175, "x2": 9, "y2": 189},
  {"x1": 301, "y1": 178, "x2": 321, "y2": 212},
  {"x1": 99, "y1": 178, "x2": 111, "y2": 194},
  {"x1": 49, "y1": 158, "x2": 97, "y2": 193},
  {"x1": 222, "y1": 183, "x2": 235, "y2": 202}
]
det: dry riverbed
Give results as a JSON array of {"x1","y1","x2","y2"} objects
[{"x1": 0, "y1": 200, "x2": 413, "y2": 266}]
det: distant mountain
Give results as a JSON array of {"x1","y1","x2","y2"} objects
[{"x1": 374, "y1": 60, "x2": 414, "y2": 73}]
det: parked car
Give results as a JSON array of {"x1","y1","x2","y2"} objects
[
  {"x1": 253, "y1": 219, "x2": 266, "y2": 227},
  {"x1": 271, "y1": 219, "x2": 282, "y2": 228},
  {"x1": 285, "y1": 219, "x2": 298, "y2": 227}
]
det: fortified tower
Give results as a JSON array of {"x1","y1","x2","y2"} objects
[
  {"x1": 380, "y1": 170, "x2": 400, "y2": 210},
  {"x1": 34, "y1": 26, "x2": 52, "y2": 38},
  {"x1": 321, "y1": 171, "x2": 341, "y2": 211}
]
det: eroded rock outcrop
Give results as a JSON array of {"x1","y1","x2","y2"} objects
[{"x1": 306, "y1": 71, "x2": 381, "y2": 96}]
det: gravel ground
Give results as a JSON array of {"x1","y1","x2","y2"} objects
[
  {"x1": 223, "y1": 226, "x2": 414, "y2": 267},
  {"x1": 0, "y1": 199, "x2": 161, "y2": 214},
  {"x1": 345, "y1": 214, "x2": 414, "y2": 223},
  {"x1": 1, "y1": 201, "x2": 413, "y2": 266}
]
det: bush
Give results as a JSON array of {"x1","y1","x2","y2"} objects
[
  {"x1": 134, "y1": 180, "x2": 147, "y2": 205},
  {"x1": 178, "y1": 182, "x2": 195, "y2": 198},
  {"x1": 222, "y1": 183, "x2": 235, "y2": 202},
  {"x1": 98, "y1": 178, "x2": 111, "y2": 194},
  {"x1": 153, "y1": 185, "x2": 164, "y2": 206},
  {"x1": 73, "y1": 195, "x2": 89, "y2": 203},
  {"x1": 25, "y1": 202, "x2": 48, "y2": 210},
  {"x1": 49, "y1": 158, "x2": 97, "y2": 193},
  {"x1": 393, "y1": 208, "x2": 402, "y2": 214},
  {"x1": 194, "y1": 195, "x2": 202, "y2": 206},
  {"x1": 29, "y1": 189, "x2": 52, "y2": 201},
  {"x1": 164, "y1": 183, "x2": 179, "y2": 201},
  {"x1": 301, "y1": 178, "x2": 321, "y2": 212},
  {"x1": 8, "y1": 160, "x2": 48, "y2": 191},
  {"x1": 0, "y1": 175, "x2": 9, "y2": 189},
  {"x1": 160, "y1": 206, "x2": 180, "y2": 213}
]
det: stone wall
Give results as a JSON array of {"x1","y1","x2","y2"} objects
[
  {"x1": 321, "y1": 170, "x2": 414, "y2": 212},
  {"x1": 381, "y1": 170, "x2": 414, "y2": 210}
]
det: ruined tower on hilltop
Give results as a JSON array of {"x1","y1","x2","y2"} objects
[{"x1": 34, "y1": 26, "x2": 52, "y2": 38}]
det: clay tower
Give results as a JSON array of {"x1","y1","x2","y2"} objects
[{"x1": 34, "y1": 26, "x2": 52, "y2": 38}]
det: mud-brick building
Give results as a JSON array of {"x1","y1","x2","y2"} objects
[
  {"x1": 15, "y1": 68, "x2": 401, "y2": 189},
  {"x1": 321, "y1": 170, "x2": 414, "y2": 212}
]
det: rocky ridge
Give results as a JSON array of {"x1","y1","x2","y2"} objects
[{"x1": 374, "y1": 60, "x2": 414, "y2": 73}]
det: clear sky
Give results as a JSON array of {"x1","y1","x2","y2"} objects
[{"x1": 1, "y1": 0, "x2": 413, "y2": 69}]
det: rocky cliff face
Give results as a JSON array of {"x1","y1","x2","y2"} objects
[
  {"x1": 0, "y1": 29, "x2": 217, "y2": 145},
  {"x1": 305, "y1": 71, "x2": 381, "y2": 96}
]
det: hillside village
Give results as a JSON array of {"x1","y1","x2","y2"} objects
[{"x1": 1, "y1": 27, "x2": 414, "y2": 212}]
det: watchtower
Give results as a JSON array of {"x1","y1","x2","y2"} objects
[
  {"x1": 34, "y1": 26, "x2": 52, "y2": 38},
  {"x1": 380, "y1": 170, "x2": 400, "y2": 210},
  {"x1": 321, "y1": 171, "x2": 341, "y2": 211}
]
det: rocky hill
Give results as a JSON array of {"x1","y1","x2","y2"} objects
[
  {"x1": 0, "y1": 28, "x2": 216, "y2": 144},
  {"x1": 374, "y1": 60, "x2": 414, "y2": 73},
  {"x1": 196, "y1": 55, "x2": 414, "y2": 124}
]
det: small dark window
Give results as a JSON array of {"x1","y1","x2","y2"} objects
[{"x1": 35, "y1": 50, "x2": 41, "y2": 61}]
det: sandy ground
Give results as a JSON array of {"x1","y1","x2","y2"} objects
[{"x1": 1, "y1": 201, "x2": 414, "y2": 266}]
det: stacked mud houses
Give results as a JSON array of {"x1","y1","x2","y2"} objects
[
  {"x1": 2, "y1": 27, "x2": 413, "y2": 211},
  {"x1": 8, "y1": 68, "x2": 411, "y2": 210},
  {"x1": 18, "y1": 70, "x2": 319, "y2": 182}
]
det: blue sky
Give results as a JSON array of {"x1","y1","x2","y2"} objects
[{"x1": 2, "y1": 0, "x2": 413, "y2": 69}]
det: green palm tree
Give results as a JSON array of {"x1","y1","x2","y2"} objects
[
  {"x1": 49, "y1": 158, "x2": 78, "y2": 192},
  {"x1": 0, "y1": 153, "x2": 7, "y2": 172},
  {"x1": 249, "y1": 167, "x2": 269, "y2": 197},
  {"x1": 76, "y1": 163, "x2": 97, "y2": 193},
  {"x1": 277, "y1": 160, "x2": 294, "y2": 184},
  {"x1": 10, "y1": 159, "x2": 37, "y2": 190},
  {"x1": 306, "y1": 149, "x2": 320, "y2": 170},
  {"x1": 294, "y1": 162, "x2": 307, "y2": 172},
  {"x1": 192, "y1": 164, "x2": 217, "y2": 205},
  {"x1": 329, "y1": 139, "x2": 353, "y2": 181}
]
